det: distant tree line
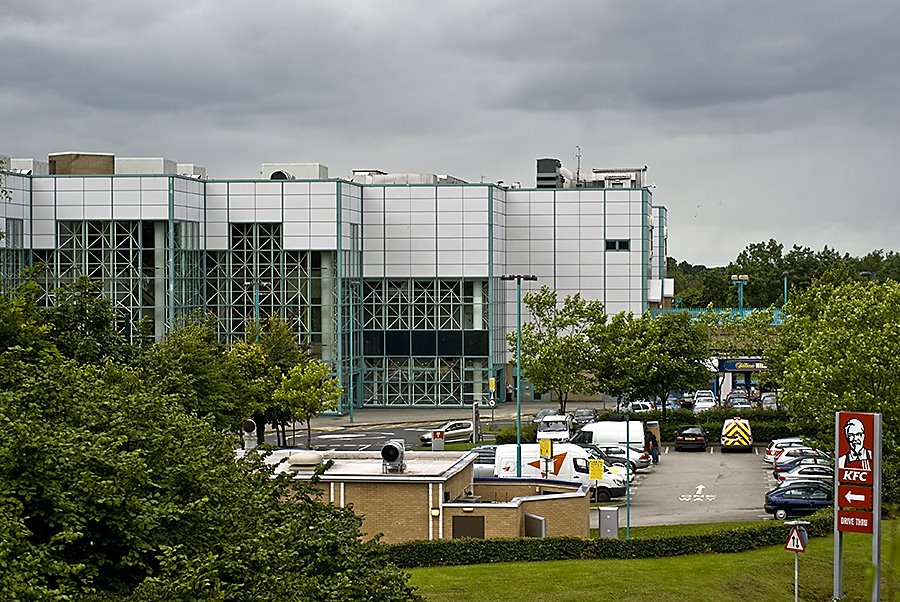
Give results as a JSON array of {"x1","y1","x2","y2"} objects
[{"x1": 668, "y1": 239, "x2": 900, "y2": 308}]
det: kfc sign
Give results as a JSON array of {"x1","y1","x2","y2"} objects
[{"x1": 837, "y1": 412, "x2": 876, "y2": 485}]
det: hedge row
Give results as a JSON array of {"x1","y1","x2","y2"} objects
[{"x1": 387, "y1": 510, "x2": 833, "y2": 568}]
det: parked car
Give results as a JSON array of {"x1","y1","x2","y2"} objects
[
  {"x1": 590, "y1": 443, "x2": 652, "y2": 471},
  {"x1": 619, "y1": 400, "x2": 654, "y2": 414},
  {"x1": 773, "y1": 455, "x2": 834, "y2": 479},
  {"x1": 673, "y1": 425, "x2": 708, "y2": 451},
  {"x1": 531, "y1": 407, "x2": 561, "y2": 425},
  {"x1": 537, "y1": 414, "x2": 574, "y2": 442},
  {"x1": 760, "y1": 392, "x2": 778, "y2": 410},
  {"x1": 765, "y1": 437, "x2": 805, "y2": 463},
  {"x1": 724, "y1": 393, "x2": 750, "y2": 408},
  {"x1": 729, "y1": 399, "x2": 753, "y2": 411},
  {"x1": 773, "y1": 447, "x2": 830, "y2": 467},
  {"x1": 419, "y1": 420, "x2": 475, "y2": 446},
  {"x1": 693, "y1": 399, "x2": 716, "y2": 413},
  {"x1": 693, "y1": 390, "x2": 715, "y2": 403},
  {"x1": 764, "y1": 482, "x2": 833, "y2": 520},
  {"x1": 572, "y1": 407, "x2": 598, "y2": 426},
  {"x1": 777, "y1": 464, "x2": 835, "y2": 484}
]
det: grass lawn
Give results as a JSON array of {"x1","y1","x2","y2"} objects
[{"x1": 407, "y1": 521, "x2": 898, "y2": 602}]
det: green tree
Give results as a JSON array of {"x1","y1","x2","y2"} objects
[
  {"x1": 274, "y1": 359, "x2": 342, "y2": 448},
  {"x1": 603, "y1": 312, "x2": 710, "y2": 417},
  {"x1": 42, "y1": 275, "x2": 131, "y2": 363},
  {"x1": 771, "y1": 278, "x2": 899, "y2": 503},
  {"x1": 254, "y1": 316, "x2": 310, "y2": 445},
  {"x1": 0, "y1": 353, "x2": 419, "y2": 600},
  {"x1": 138, "y1": 313, "x2": 253, "y2": 431},
  {"x1": 511, "y1": 286, "x2": 606, "y2": 413}
]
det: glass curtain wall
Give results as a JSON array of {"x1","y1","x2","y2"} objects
[
  {"x1": 205, "y1": 222, "x2": 332, "y2": 351},
  {"x1": 30, "y1": 219, "x2": 200, "y2": 342},
  {"x1": 361, "y1": 278, "x2": 490, "y2": 406}
]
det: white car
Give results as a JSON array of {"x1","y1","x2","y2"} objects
[
  {"x1": 694, "y1": 390, "x2": 715, "y2": 403},
  {"x1": 777, "y1": 464, "x2": 835, "y2": 484},
  {"x1": 693, "y1": 399, "x2": 716, "y2": 413},
  {"x1": 537, "y1": 414, "x2": 573, "y2": 442},
  {"x1": 620, "y1": 401, "x2": 654, "y2": 414}
]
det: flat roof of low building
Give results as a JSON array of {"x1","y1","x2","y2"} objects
[{"x1": 245, "y1": 448, "x2": 476, "y2": 483}]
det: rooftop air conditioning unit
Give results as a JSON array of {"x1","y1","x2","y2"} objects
[
  {"x1": 381, "y1": 439, "x2": 407, "y2": 473},
  {"x1": 288, "y1": 450, "x2": 325, "y2": 472}
]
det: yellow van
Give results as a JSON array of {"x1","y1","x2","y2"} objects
[{"x1": 721, "y1": 417, "x2": 753, "y2": 452}]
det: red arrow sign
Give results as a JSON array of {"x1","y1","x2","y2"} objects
[{"x1": 838, "y1": 485, "x2": 872, "y2": 510}]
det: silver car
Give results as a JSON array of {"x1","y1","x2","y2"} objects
[{"x1": 419, "y1": 420, "x2": 475, "y2": 446}]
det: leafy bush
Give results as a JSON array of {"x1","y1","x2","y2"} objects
[
  {"x1": 495, "y1": 423, "x2": 537, "y2": 444},
  {"x1": 387, "y1": 510, "x2": 832, "y2": 568}
]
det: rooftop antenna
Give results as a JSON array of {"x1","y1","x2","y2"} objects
[{"x1": 574, "y1": 146, "x2": 582, "y2": 187}]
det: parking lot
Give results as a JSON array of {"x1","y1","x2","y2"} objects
[{"x1": 626, "y1": 446, "x2": 774, "y2": 526}]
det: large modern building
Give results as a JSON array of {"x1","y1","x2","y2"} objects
[{"x1": 0, "y1": 151, "x2": 673, "y2": 412}]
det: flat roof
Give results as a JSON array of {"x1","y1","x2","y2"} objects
[{"x1": 249, "y1": 449, "x2": 476, "y2": 483}]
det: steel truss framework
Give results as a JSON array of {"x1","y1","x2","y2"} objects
[{"x1": 360, "y1": 278, "x2": 491, "y2": 406}]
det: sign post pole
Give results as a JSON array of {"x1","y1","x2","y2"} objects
[
  {"x1": 784, "y1": 522, "x2": 807, "y2": 602},
  {"x1": 833, "y1": 411, "x2": 882, "y2": 601}
]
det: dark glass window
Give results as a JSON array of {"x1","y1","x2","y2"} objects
[
  {"x1": 464, "y1": 330, "x2": 489, "y2": 356},
  {"x1": 363, "y1": 331, "x2": 384, "y2": 355},
  {"x1": 438, "y1": 331, "x2": 463, "y2": 356},
  {"x1": 384, "y1": 331, "x2": 410, "y2": 355},
  {"x1": 411, "y1": 331, "x2": 437, "y2": 355},
  {"x1": 605, "y1": 239, "x2": 631, "y2": 251}
]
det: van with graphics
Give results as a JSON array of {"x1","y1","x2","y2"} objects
[
  {"x1": 493, "y1": 443, "x2": 626, "y2": 502},
  {"x1": 569, "y1": 420, "x2": 645, "y2": 448},
  {"x1": 720, "y1": 417, "x2": 753, "y2": 452}
]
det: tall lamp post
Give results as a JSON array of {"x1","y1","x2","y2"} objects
[
  {"x1": 782, "y1": 271, "x2": 789, "y2": 306},
  {"x1": 245, "y1": 279, "x2": 270, "y2": 342},
  {"x1": 860, "y1": 271, "x2": 876, "y2": 283},
  {"x1": 500, "y1": 274, "x2": 538, "y2": 477},
  {"x1": 730, "y1": 274, "x2": 749, "y2": 318}
]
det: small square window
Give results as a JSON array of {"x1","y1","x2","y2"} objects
[{"x1": 605, "y1": 239, "x2": 631, "y2": 251}]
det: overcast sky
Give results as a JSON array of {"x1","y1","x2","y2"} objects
[{"x1": 2, "y1": 1, "x2": 898, "y2": 266}]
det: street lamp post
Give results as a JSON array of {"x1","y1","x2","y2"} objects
[
  {"x1": 730, "y1": 274, "x2": 749, "y2": 318},
  {"x1": 500, "y1": 274, "x2": 538, "y2": 477},
  {"x1": 860, "y1": 271, "x2": 876, "y2": 283},
  {"x1": 782, "y1": 271, "x2": 789, "y2": 306},
  {"x1": 245, "y1": 280, "x2": 270, "y2": 342}
]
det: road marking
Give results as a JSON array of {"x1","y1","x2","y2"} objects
[
  {"x1": 709, "y1": 447, "x2": 714, "y2": 455},
  {"x1": 318, "y1": 433, "x2": 368, "y2": 440},
  {"x1": 358, "y1": 444, "x2": 371, "y2": 451},
  {"x1": 664, "y1": 447, "x2": 669, "y2": 454},
  {"x1": 695, "y1": 484, "x2": 706, "y2": 495}
]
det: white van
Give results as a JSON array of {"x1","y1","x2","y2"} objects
[
  {"x1": 570, "y1": 420, "x2": 645, "y2": 447},
  {"x1": 493, "y1": 443, "x2": 626, "y2": 502},
  {"x1": 537, "y1": 414, "x2": 573, "y2": 442}
]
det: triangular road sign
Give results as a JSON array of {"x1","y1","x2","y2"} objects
[{"x1": 784, "y1": 526, "x2": 806, "y2": 553}]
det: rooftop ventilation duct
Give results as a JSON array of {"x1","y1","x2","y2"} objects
[
  {"x1": 381, "y1": 439, "x2": 406, "y2": 473},
  {"x1": 270, "y1": 170, "x2": 294, "y2": 180}
]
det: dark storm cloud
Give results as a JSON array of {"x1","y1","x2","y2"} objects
[{"x1": 1, "y1": 0, "x2": 898, "y2": 264}]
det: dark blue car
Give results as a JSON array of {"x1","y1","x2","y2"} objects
[{"x1": 764, "y1": 482, "x2": 833, "y2": 520}]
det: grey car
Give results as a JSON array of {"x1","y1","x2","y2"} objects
[{"x1": 419, "y1": 420, "x2": 475, "y2": 446}]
